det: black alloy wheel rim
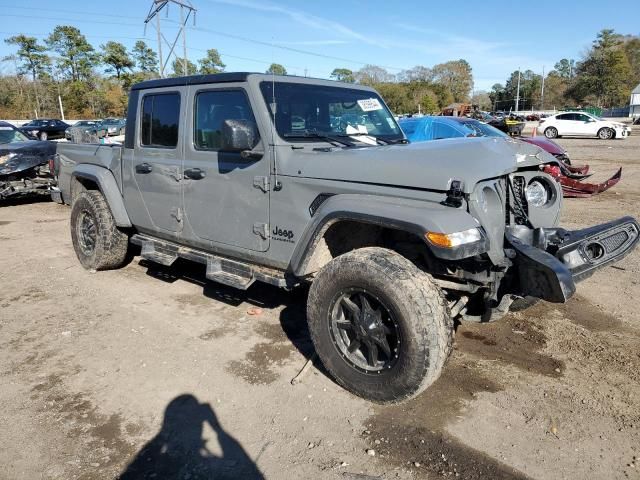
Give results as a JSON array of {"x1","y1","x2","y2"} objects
[
  {"x1": 329, "y1": 288, "x2": 401, "y2": 374},
  {"x1": 78, "y1": 210, "x2": 97, "y2": 256}
]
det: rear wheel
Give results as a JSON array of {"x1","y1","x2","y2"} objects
[
  {"x1": 544, "y1": 127, "x2": 558, "y2": 139},
  {"x1": 307, "y1": 247, "x2": 453, "y2": 403},
  {"x1": 70, "y1": 190, "x2": 129, "y2": 270},
  {"x1": 597, "y1": 127, "x2": 614, "y2": 140}
]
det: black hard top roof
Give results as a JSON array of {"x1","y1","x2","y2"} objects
[{"x1": 131, "y1": 72, "x2": 254, "y2": 91}]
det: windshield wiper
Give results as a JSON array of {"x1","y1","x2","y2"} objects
[
  {"x1": 283, "y1": 131, "x2": 356, "y2": 147},
  {"x1": 338, "y1": 133, "x2": 407, "y2": 145}
]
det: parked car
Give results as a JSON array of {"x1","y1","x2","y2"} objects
[
  {"x1": 399, "y1": 116, "x2": 622, "y2": 198},
  {"x1": 526, "y1": 114, "x2": 540, "y2": 121},
  {"x1": 0, "y1": 121, "x2": 56, "y2": 199},
  {"x1": 19, "y1": 118, "x2": 70, "y2": 141},
  {"x1": 100, "y1": 118, "x2": 126, "y2": 136},
  {"x1": 65, "y1": 120, "x2": 108, "y2": 141},
  {"x1": 53, "y1": 73, "x2": 638, "y2": 403},
  {"x1": 537, "y1": 112, "x2": 630, "y2": 139}
]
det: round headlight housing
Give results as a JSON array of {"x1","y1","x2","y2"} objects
[{"x1": 525, "y1": 180, "x2": 549, "y2": 207}]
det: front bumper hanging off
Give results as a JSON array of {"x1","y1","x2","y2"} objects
[{"x1": 505, "y1": 216, "x2": 639, "y2": 303}]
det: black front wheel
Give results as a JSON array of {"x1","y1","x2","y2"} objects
[{"x1": 307, "y1": 247, "x2": 453, "y2": 403}]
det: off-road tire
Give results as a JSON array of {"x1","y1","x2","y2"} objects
[
  {"x1": 544, "y1": 127, "x2": 558, "y2": 139},
  {"x1": 70, "y1": 190, "x2": 129, "y2": 270},
  {"x1": 597, "y1": 127, "x2": 614, "y2": 140},
  {"x1": 307, "y1": 247, "x2": 453, "y2": 403}
]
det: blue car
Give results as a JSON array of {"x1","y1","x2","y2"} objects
[{"x1": 399, "y1": 116, "x2": 505, "y2": 142}]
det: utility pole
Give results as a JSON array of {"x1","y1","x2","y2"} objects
[
  {"x1": 515, "y1": 68, "x2": 521, "y2": 113},
  {"x1": 540, "y1": 65, "x2": 545, "y2": 111},
  {"x1": 144, "y1": 0, "x2": 197, "y2": 78}
]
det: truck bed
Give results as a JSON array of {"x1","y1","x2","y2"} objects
[{"x1": 55, "y1": 143, "x2": 123, "y2": 204}]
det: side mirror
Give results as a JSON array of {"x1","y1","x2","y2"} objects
[{"x1": 221, "y1": 119, "x2": 259, "y2": 152}]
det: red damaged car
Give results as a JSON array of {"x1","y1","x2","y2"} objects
[{"x1": 444, "y1": 117, "x2": 620, "y2": 198}]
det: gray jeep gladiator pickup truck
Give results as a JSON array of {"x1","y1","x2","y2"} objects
[{"x1": 53, "y1": 73, "x2": 639, "y2": 402}]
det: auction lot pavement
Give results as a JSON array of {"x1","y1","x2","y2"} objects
[{"x1": 1, "y1": 132, "x2": 639, "y2": 480}]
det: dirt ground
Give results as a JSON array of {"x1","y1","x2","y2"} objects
[{"x1": 1, "y1": 127, "x2": 639, "y2": 480}]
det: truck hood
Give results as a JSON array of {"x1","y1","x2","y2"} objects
[{"x1": 296, "y1": 137, "x2": 554, "y2": 193}]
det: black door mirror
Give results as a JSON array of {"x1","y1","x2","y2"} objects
[{"x1": 221, "y1": 119, "x2": 258, "y2": 152}]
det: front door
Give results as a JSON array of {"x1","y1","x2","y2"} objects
[
  {"x1": 182, "y1": 85, "x2": 270, "y2": 252},
  {"x1": 129, "y1": 89, "x2": 184, "y2": 234}
]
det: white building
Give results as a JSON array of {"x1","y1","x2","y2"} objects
[{"x1": 631, "y1": 83, "x2": 640, "y2": 118}]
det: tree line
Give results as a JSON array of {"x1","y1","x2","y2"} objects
[
  {"x1": 489, "y1": 29, "x2": 640, "y2": 112},
  {"x1": 1, "y1": 25, "x2": 637, "y2": 119}
]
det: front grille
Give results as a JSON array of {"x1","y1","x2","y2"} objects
[
  {"x1": 511, "y1": 176, "x2": 529, "y2": 225},
  {"x1": 600, "y1": 231, "x2": 629, "y2": 253}
]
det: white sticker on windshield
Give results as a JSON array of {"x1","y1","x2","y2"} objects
[{"x1": 357, "y1": 98, "x2": 382, "y2": 112}]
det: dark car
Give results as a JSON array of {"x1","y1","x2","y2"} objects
[
  {"x1": 65, "y1": 120, "x2": 108, "y2": 141},
  {"x1": 0, "y1": 121, "x2": 57, "y2": 199},
  {"x1": 20, "y1": 118, "x2": 70, "y2": 141}
]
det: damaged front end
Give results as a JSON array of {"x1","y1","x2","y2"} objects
[
  {"x1": 0, "y1": 149, "x2": 56, "y2": 200},
  {"x1": 505, "y1": 217, "x2": 639, "y2": 302}
]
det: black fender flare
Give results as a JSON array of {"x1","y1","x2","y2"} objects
[
  {"x1": 289, "y1": 194, "x2": 488, "y2": 276},
  {"x1": 72, "y1": 164, "x2": 132, "y2": 227}
]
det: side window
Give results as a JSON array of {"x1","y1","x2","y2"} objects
[
  {"x1": 576, "y1": 114, "x2": 591, "y2": 122},
  {"x1": 433, "y1": 121, "x2": 463, "y2": 140},
  {"x1": 194, "y1": 90, "x2": 257, "y2": 150},
  {"x1": 141, "y1": 93, "x2": 180, "y2": 148},
  {"x1": 556, "y1": 113, "x2": 572, "y2": 121}
]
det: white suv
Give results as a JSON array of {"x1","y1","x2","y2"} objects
[{"x1": 537, "y1": 112, "x2": 630, "y2": 140}]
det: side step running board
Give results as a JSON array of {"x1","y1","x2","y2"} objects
[{"x1": 131, "y1": 234, "x2": 294, "y2": 290}]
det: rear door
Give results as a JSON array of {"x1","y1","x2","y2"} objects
[
  {"x1": 553, "y1": 113, "x2": 574, "y2": 135},
  {"x1": 182, "y1": 84, "x2": 270, "y2": 252},
  {"x1": 129, "y1": 89, "x2": 184, "y2": 234}
]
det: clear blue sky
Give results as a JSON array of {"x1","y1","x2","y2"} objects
[{"x1": 0, "y1": 0, "x2": 638, "y2": 91}]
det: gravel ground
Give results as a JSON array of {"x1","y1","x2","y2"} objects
[{"x1": 1, "y1": 130, "x2": 639, "y2": 480}]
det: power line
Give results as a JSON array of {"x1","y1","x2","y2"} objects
[{"x1": 0, "y1": 9, "x2": 406, "y2": 72}]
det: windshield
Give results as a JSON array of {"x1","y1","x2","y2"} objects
[
  {"x1": 260, "y1": 82, "x2": 403, "y2": 142},
  {"x1": 459, "y1": 119, "x2": 507, "y2": 138},
  {"x1": 0, "y1": 126, "x2": 30, "y2": 144},
  {"x1": 76, "y1": 121, "x2": 96, "y2": 126}
]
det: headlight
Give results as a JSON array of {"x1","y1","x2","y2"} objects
[
  {"x1": 426, "y1": 228, "x2": 483, "y2": 248},
  {"x1": 525, "y1": 180, "x2": 549, "y2": 207}
]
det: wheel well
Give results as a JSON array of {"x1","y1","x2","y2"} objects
[
  {"x1": 70, "y1": 175, "x2": 99, "y2": 203},
  {"x1": 303, "y1": 220, "x2": 435, "y2": 276}
]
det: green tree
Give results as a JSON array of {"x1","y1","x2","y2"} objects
[
  {"x1": 266, "y1": 63, "x2": 287, "y2": 75},
  {"x1": 4, "y1": 35, "x2": 50, "y2": 80},
  {"x1": 101, "y1": 41, "x2": 133, "y2": 79},
  {"x1": 132, "y1": 41, "x2": 158, "y2": 72},
  {"x1": 570, "y1": 29, "x2": 632, "y2": 106},
  {"x1": 330, "y1": 68, "x2": 354, "y2": 83},
  {"x1": 623, "y1": 37, "x2": 640, "y2": 85},
  {"x1": 554, "y1": 58, "x2": 576, "y2": 79},
  {"x1": 46, "y1": 25, "x2": 98, "y2": 81},
  {"x1": 198, "y1": 49, "x2": 225, "y2": 74},
  {"x1": 432, "y1": 59, "x2": 473, "y2": 102},
  {"x1": 172, "y1": 57, "x2": 197, "y2": 76}
]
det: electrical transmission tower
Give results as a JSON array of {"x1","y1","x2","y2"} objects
[{"x1": 144, "y1": 0, "x2": 197, "y2": 78}]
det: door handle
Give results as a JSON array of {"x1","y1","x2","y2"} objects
[
  {"x1": 184, "y1": 167, "x2": 206, "y2": 180},
  {"x1": 135, "y1": 163, "x2": 153, "y2": 174}
]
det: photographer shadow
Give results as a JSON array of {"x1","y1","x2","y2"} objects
[{"x1": 119, "y1": 394, "x2": 264, "y2": 480}]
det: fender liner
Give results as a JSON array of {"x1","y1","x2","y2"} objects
[
  {"x1": 290, "y1": 194, "x2": 487, "y2": 276},
  {"x1": 72, "y1": 164, "x2": 132, "y2": 227}
]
